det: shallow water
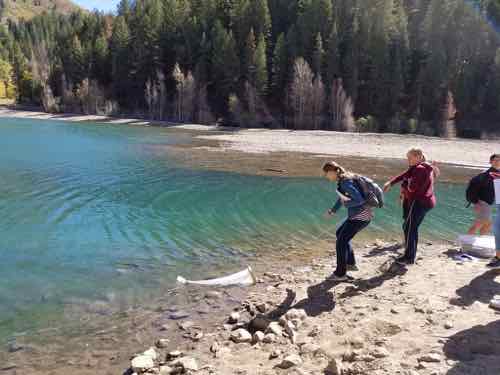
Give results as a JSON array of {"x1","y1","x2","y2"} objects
[{"x1": 0, "y1": 117, "x2": 479, "y2": 346}]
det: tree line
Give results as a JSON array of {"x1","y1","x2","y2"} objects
[{"x1": 1, "y1": 0, "x2": 500, "y2": 137}]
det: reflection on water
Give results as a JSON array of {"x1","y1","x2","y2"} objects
[{"x1": 0, "y1": 117, "x2": 476, "y2": 354}]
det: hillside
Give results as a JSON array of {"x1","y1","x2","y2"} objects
[{"x1": 0, "y1": 0, "x2": 80, "y2": 22}]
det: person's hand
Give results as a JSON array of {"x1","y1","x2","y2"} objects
[
  {"x1": 431, "y1": 160, "x2": 441, "y2": 178},
  {"x1": 383, "y1": 181, "x2": 392, "y2": 193},
  {"x1": 324, "y1": 209, "x2": 334, "y2": 219}
]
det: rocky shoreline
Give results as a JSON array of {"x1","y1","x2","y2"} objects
[{"x1": 120, "y1": 241, "x2": 500, "y2": 375}]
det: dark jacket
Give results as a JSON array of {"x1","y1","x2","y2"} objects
[
  {"x1": 477, "y1": 167, "x2": 498, "y2": 205},
  {"x1": 390, "y1": 162, "x2": 436, "y2": 208}
]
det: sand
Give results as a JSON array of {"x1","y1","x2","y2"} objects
[{"x1": 198, "y1": 129, "x2": 498, "y2": 169}]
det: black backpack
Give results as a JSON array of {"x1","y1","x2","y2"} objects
[
  {"x1": 466, "y1": 172, "x2": 488, "y2": 206},
  {"x1": 354, "y1": 176, "x2": 385, "y2": 208}
]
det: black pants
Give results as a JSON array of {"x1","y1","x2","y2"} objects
[
  {"x1": 403, "y1": 200, "x2": 431, "y2": 262},
  {"x1": 335, "y1": 219, "x2": 370, "y2": 276}
]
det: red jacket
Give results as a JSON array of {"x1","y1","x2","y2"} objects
[{"x1": 390, "y1": 162, "x2": 436, "y2": 208}]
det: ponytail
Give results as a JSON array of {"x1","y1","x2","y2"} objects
[{"x1": 322, "y1": 161, "x2": 355, "y2": 180}]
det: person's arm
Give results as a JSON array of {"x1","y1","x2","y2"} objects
[
  {"x1": 329, "y1": 198, "x2": 342, "y2": 214},
  {"x1": 431, "y1": 161, "x2": 440, "y2": 178},
  {"x1": 384, "y1": 169, "x2": 410, "y2": 192},
  {"x1": 340, "y1": 180, "x2": 365, "y2": 208},
  {"x1": 390, "y1": 169, "x2": 410, "y2": 186}
]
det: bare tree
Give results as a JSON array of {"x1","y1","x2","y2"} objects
[
  {"x1": 181, "y1": 71, "x2": 195, "y2": 122},
  {"x1": 173, "y1": 64, "x2": 196, "y2": 122},
  {"x1": 330, "y1": 78, "x2": 355, "y2": 132},
  {"x1": 157, "y1": 70, "x2": 166, "y2": 120},
  {"x1": 289, "y1": 58, "x2": 314, "y2": 129},
  {"x1": 145, "y1": 78, "x2": 157, "y2": 119},
  {"x1": 173, "y1": 64, "x2": 184, "y2": 122},
  {"x1": 439, "y1": 89, "x2": 457, "y2": 138},
  {"x1": 77, "y1": 79, "x2": 107, "y2": 115},
  {"x1": 312, "y1": 75, "x2": 325, "y2": 129}
]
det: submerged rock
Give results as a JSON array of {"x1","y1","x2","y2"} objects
[
  {"x1": 205, "y1": 291, "x2": 223, "y2": 300},
  {"x1": 169, "y1": 311, "x2": 190, "y2": 320}
]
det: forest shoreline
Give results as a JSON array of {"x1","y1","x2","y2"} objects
[{"x1": 1, "y1": 106, "x2": 496, "y2": 171}]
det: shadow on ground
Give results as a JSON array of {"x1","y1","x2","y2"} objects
[
  {"x1": 262, "y1": 261, "x2": 407, "y2": 321},
  {"x1": 450, "y1": 269, "x2": 500, "y2": 307},
  {"x1": 444, "y1": 319, "x2": 500, "y2": 375},
  {"x1": 363, "y1": 243, "x2": 403, "y2": 258}
]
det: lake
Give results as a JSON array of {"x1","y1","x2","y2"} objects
[{"x1": 0, "y1": 117, "x2": 475, "y2": 346}]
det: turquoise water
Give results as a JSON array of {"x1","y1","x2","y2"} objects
[{"x1": 0, "y1": 117, "x2": 474, "y2": 343}]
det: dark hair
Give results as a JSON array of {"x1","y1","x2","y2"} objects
[
  {"x1": 322, "y1": 161, "x2": 355, "y2": 180},
  {"x1": 490, "y1": 154, "x2": 500, "y2": 162}
]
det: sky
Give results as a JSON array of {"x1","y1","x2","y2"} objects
[{"x1": 72, "y1": 0, "x2": 120, "y2": 13}]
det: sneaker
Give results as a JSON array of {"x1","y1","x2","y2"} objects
[
  {"x1": 328, "y1": 273, "x2": 349, "y2": 281},
  {"x1": 347, "y1": 264, "x2": 359, "y2": 272},
  {"x1": 486, "y1": 257, "x2": 500, "y2": 269}
]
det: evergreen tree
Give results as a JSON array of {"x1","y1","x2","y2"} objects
[
  {"x1": 271, "y1": 33, "x2": 288, "y2": 97},
  {"x1": 210, "y1": 20, "x2": 239, "y2": 116},
  {"x1": 110, "y1": 16, "x2": 130, "y2": 105}
]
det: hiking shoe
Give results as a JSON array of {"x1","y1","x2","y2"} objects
[
  {"x1": 347, "y1": 264, "x2": 359, "y2": 272},
  {"x1": 328, "y1": 273, "x2": 349, "y2": 281},
  {"x1": 486, "y1": 257, "x2": 500, "y2": 269}
]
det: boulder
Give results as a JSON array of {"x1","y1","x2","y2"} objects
[
  {"x1": 371, "y1": 347, "x2": 390, "y2": 358},
  {"x1": 159, "y1": 366, "x2": 173, "y2": 375},
  {"x1": 156, "y1": 339, "x2": 169, "y2": 349},
  {"x1": 267, "y1": 322, "x2": 283, "y2": 336},
  {"x1": 253, "y1": 331, "x2": 265, "y2": 343},
  {"x1": 263, "y1": 333, "x2": 277, "y2": 343},
  {"x1": 249, "y1": 315, "x2": 270, "y2": 332},
  {"x1": 277, "y1": 354, "x2": 302, "y2": 369},
  {"x1": 418, "y1": 353, "x2": 442, "y2": 363},
  {"x1": 231, "y1": 329, "x2": 252, "y2": 343},
  {"x1": 325, "y1": 358, "x2": 343, "y2": 375},
  {"x1": 228, "y1": 312, "x2": 240, "y2": 324},
  {"x1": 131, "y1": 355, "x2": 154, "y2": 373},
  {"x1": 171, "y1": 357, "x2": 199, "y2": 372}
]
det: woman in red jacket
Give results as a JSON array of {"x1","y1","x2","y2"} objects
[{"x1": 383, "y1": 148, "x2": 437, "y2": 265}]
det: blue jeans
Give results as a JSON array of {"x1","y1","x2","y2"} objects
[
  {"x1": 495, "y1": 205, "x2": 500, "y2": 251},
  {"x1": 335, "y1": 219, "x2": 370, "y2": 276},
  {"x1": 403, "y1": 200, "x2": 431, "y2": 262}
]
